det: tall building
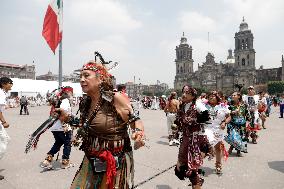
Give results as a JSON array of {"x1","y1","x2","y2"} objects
[
  {"x1": 234, "y1": 17, "x2": 255, "y2": 70},
  {"x1": 174, "y1": 18, "x2": 283, "y2": 94}
]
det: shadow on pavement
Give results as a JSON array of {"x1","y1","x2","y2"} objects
[
  {"x1": 156, "y1": 141, "x2": 169, "y2": 145},
  {"x1": 160, "y1": 136, "x2": 169, "y2": 139},
  {"x1": 268, "y1": 161, "x2": 284, "y2": 173},
  {"x1": 201, "y1": 166, "x2": 215, "y2": 177},
  {"x1": 39, "y1": 160, "x2": 63, "y2": 173},
  {"x1": 0, "y1": 169, "x2": 5, "y2": 173},
  {"x1": 156, "y1": 185, "x2": 172, "y2": 189}
]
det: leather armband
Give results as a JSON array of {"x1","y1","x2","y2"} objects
[{"x1": 128, "y1": 112, "x2": 140, "y2": 124}]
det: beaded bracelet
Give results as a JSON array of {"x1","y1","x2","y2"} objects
[{"x1": 132, "y1": 128, "x2": 143, "y2": 132}]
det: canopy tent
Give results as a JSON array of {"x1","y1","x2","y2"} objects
[{"x1": 10, "y1": 78, "x2": 83, "y2": 97}]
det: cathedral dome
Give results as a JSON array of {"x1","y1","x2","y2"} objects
[{"x1": 239, "y1": 17, "x2": 249, "y2": 32}]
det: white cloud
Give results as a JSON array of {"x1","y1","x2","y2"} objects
[
  {"x1": 223, "y1": 0, "x2": 284, "y2": 30},
  {"x1": 257, "y1": 50, "x2": 283, "y2": 69},
  {"x1": 77, "y1": 35, "x2": 129, "y2": 62},
  {"x1": 179, "y1": 11, "x2": 217, "y2": 33},
  {"x1": 68, "y1": 0, "x2": 142, "y2": 33}
]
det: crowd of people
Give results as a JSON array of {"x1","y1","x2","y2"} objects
[
  {"x1": 163, "y1": 85, "x2": 283, "y2": 188},
  {"x1": 0, "y1": 59, "x2": 284, "y2": 189}
]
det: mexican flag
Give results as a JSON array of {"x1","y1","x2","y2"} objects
[{"x1": 42, "y1": 0, "x2": 63, "y2": 54}]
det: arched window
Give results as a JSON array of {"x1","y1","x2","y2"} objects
[
  {"x1": 241, "y1": 39, "x2": 245, "y2": 49},
  {"x1": 247, "y1": 55, "x2": 250, "y2": 65},
  {"x1": 238, "y1": 39, "x2": 241, "y2": 50},
  {"x1": 242, "y1": 58, "x2": 245, "y2": 66}
]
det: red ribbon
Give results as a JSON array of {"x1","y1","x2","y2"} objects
[
  {"x1": 222, "y1": 143, "x2": 229, "y2": 161},
  {"x1": 98, "y1": 150, "x2": 117, "y2": 189}
]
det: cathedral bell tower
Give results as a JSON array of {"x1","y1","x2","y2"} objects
[
  {"x1": 234, "y1": 17, "x2": 255, "y2": 70},
  {"x1": 175, "y1": 32, "x2": 194, "y2": 76},
  {"x1": 174, "y1": 33, "x2": 194, "y2": 90}
]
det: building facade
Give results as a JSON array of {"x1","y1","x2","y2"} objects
[
  {"x1": 0, "y1": 62, "x2": 35, "y2": 79},
  {"x1": 174, "y1": 18, "x2": 284, "y2": 94},
  {"x1": 123, "y1": 82, "x2": 169, "y2": 98}
]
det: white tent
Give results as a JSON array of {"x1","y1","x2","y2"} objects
[{"x1": 10, "y1": 78, "x2": 83, "y2": 97}]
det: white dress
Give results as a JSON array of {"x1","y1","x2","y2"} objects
[{"x1": 204, "y1": 103, "x2": 230, "y2": 146}]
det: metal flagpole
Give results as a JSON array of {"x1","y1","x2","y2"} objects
[
  {"x1": 58, "y1": 0, "x2": 63, "y2": 88},
  {"x1": 59, "y1": 42, "x2": 62, "y2": 88}
]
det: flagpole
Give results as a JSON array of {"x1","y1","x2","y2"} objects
[
  {"x1": 58, "y1": 0, "x2": 63, "y2": 88},
  {"x1": 59, "y1": 41, "x2": 62, "y2": 88}
]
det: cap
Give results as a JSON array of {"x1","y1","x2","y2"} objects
[{"x1": 248, "y1": 86, "x2": 254, "y2": 89}]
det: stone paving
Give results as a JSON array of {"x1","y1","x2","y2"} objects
[{"x1": 0, "y1": 105, "x2": 284, "y2": 189}]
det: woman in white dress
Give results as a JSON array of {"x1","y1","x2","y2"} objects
[{"x1": 204, "y1": 92, "x2": 231, "y2": 174}]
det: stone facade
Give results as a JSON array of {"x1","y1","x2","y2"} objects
[
  {"x1": 123, "y1": 82, "x2": 169, "y2": 98},
  {"x1": 0, "y1": 62, "x2": 35, "y2": 79},
  {"x1": 174, "y1": 18, "x2": 284, "y2": 94}
]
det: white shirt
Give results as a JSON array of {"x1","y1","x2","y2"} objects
[
  {"x1": 259, "y1": 97, "x2": 267, "y2": 105},
  {"x1": 50, "y1": 98, "x2": 72, "y2": 131},
  {"x1": 243, "y1": 95, "x2": 259, "y2": 111},
  {"x1": 0, "y1": 88, "x2": 7, "y2": 112},
  {"x1": 206, "y1": 103, "x2": 230, "y2": 128}
]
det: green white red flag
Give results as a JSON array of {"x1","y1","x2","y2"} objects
[{"x1": 42, "y1": 0, "x2": 63, "y2": 54}]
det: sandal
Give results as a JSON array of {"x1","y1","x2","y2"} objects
[{"x1": 215, "y1": 162, "x2": 222, "y2": 175}]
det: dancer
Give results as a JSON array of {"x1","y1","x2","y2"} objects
[
  {"x1": 164, "y1": 92, "x2": 180, "y2": 146},
  {"x1": 242, "y1": 86, "x2": 260, "y2": 144},
  {"x1": 204, "y1": 91, "x2": 231, "y2": 174},
  {"x1": 258, "y1": 92, "x2": 267, "y2": 129},
  {"x1": 227, "y1": 92, "x2": 248, "y2": 157},
  {"x1": 41, "y1": 86, "x2": 74, "y2": 169},
  {"x1": 174, "y1": 85, "x2": 210, "y2": 189},
  {"x1": 70, "y1": 60, "x2": 145, "y2": 189}
]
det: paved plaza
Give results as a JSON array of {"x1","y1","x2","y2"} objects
[{"x1": 0, "y1": 105, "x2": 284, "y2": 189}]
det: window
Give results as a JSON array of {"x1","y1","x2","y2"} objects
[
  {"x1": 241, "y1": 39, "x2": 245, "y2": 49},
  {"x1": 242, "y1": 58, "x2": 245, "y2": 66}
]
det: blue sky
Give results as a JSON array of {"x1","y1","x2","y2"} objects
[{"x1": 0, "y1": 0, "x2": 283, "y2": 88}]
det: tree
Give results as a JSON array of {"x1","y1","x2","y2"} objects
[{"x1": 267, "y1": 81, "x2": 284, "y2": 95}]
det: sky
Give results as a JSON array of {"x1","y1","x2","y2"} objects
[{"x1": 1, "y1": 0, "x2": 284, "y2": 88}]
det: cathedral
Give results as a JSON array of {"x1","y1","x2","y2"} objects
[{"x1": 174, "y1": 18, "x2": 284, "y2": 94}]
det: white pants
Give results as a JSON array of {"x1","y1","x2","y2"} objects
[
  {"x1": 0, "y1": 123, "x2": 10, "y2": 160},
  {"x1": 167, "y1": 113, "x2": 176, "y2": 135}
]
